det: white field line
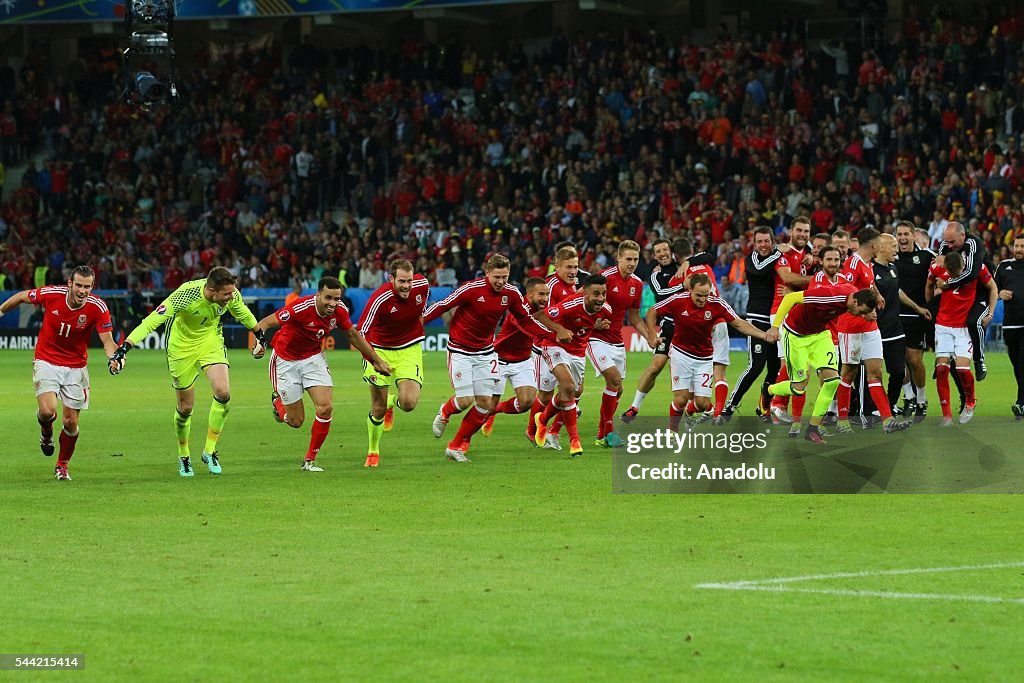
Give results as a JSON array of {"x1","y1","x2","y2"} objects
[{"x1": 695, "y1": 561, "x2": 1024, "y2": 605}]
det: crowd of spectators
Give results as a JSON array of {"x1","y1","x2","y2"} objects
[{"x1": 3, "y1": 3, "x2": 1024, "y2": 316}]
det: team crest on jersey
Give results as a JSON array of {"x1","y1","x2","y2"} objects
[
  {"x1": 912, "y1": 255, "x2": 920, "y2": 264},
  {"x1": 76, "y1": 314, "x2": 87, "y2": 328},
  {"x1": 416, "y1": 294, "x2": 423, "y2": 303},
  {"x1": 501, "y1": 296, "x2": 508, "y2": 305},
  {"x1": 704, "y1": 310, "x2": 712, "y2": 320},
  {"x1": 279, "y1": 310, "x2": 290, "y2": 321},
  {"x1": 329, "y1": 318, "x2": 337, "y2": 329},
  {"x1": 630, "y1": 287, "x2": 636, "y2": 296},
  {"x1": 156, "y1": 304, "x2": 167, "y2": 315}
]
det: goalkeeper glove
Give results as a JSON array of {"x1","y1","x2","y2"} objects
[
  {"x1": 109, "y1": 342, "x2": 131, "y2": 375},
  {"x1": 251, "y1": 327, "x2": 269, "y2": 359}
]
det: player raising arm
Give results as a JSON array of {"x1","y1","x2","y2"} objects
[
  {"x1": 533, "y1": 275, "x2": 614, "y2": 457},
  {"x1": 253, "y1": 276, "x2": 391, "y2": 472},
  {"x1": 109, "y1": 266, "x2": 267, "y2": 477},
  {"x1": 423, "y1": 254, "x2": 544, "y2": 462},
  {"x1": 0, "y1": 266, "x2": 119, "y2": 480},
  {"x1": 645, "y1": 273, "x2": 776, "y2": 429}
]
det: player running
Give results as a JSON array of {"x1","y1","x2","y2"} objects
[
  {"x1": 0, "y1": 266, "x2": 119, "y2": 480},
  {"x1": 926, "y1": 252, "x2": 997, "y2": 425},
  {"x1": 110, "y1": 266, "x2": 267, "y2": 477},
  {"x1": 768, "y1": 272, "x2": 884, "y2": 444},
  {"x1": 482, "y1": 277, "x2": 550, "y2": 440},
  {"x1": 358, "y1": 260, "x2": 430, "y2": 467},
  {"x1": 589, "y1": 240, "x2": 650, "y2": 447},
  {"x1": 533, "y1": 275, "x2": 613, "y2": 457},
  {"x1": 424, "y1": 254, "x2": 542, "y2": 462},
  {"x1": 644, "y1": 273, "x2": 776, "y2": 431},
  {"x1": 253, "y1": 276, "x2": 391, "y2": 471},
  {"x1": 528, "y1": 245, "x2": 583, "y2": 445},
  {"x1": 621, "y1": 238, "x2": 716, "y2": 421}
]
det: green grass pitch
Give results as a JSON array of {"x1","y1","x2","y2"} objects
[{"x1": 1, "y1": 348, "x2": 1022, "y2": 680}]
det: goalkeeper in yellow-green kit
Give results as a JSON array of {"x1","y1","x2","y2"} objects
[{"x1": 109, "y1": 267, "x2": 268, "y2": 476}]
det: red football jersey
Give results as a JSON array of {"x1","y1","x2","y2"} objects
[
  {"x1": 591, "y1": 266, "x2": 643, "y2": 345},
  {"x1": 272, "y1": 295, "x2": 353, "y2": 361},
  {"x1": 545, "y1": 273, "x2": 578, "y2": 306},
  {"x1": 929, "y1": 263, "x2": 991, "y2": 327},
  {"x1": 29, "y1": 286, "x2": 112, "y2": 368},
  {"x1": 423, "y1": 279, "x2": 535, "y2": 355},
  {"x1": 783, "y1": 279, "x2": 856, "y2": 337},
  {"x1": 669, "y1": 263, "x2": 719, "y2": 297},
  {"x1": 536, "y1": 294, "x2": 613, "y2": 356},
  {"x1": 811, "y1": 272, "x2": 843, "y2": 344},
  {"x1": 494, "y1": 293, "x2": 539, "y2": 363},
  {"x1": 359, "y1": 275, "x2": 430, "y2": 349},
  {"x1": 771, "y1": 246, "x2": 810, "y2": 312},
  {"x1": 654, "y1": 292, "x2": 737, "y2": 359},
  {"x1": 836, "y1": 253, "x2": 879, "y2": 334}
]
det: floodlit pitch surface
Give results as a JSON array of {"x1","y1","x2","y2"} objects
[{"x1": 1, "y1": 349, "x2": 1021, "y2": 680}]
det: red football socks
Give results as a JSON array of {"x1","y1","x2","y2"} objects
[
  {"x1": 58, "y1": 428, "x2": 79, "y2": 464},
  {"x1": 936, "y1": 364, "x2": 952, "y2": 418},
  {"x1": 836, "y1": 380, "x2": 852, "y2": 420},
  {"x1": 305, "y1": 416, "x2": 332, "y2": 461}
]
